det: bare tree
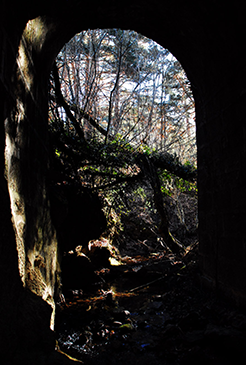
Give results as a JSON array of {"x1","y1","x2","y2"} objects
[
  {"x1": 48, "y1": 29, "x2": 197, "y2": 254},
  {"x1": 49, "y1": 29, "x2": 196, "y2": 164}
]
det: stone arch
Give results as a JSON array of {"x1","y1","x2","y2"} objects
[
  {"x1": 21, "y1": 3, "x2": 246, "y2": 303},
  {"x1": 1, "y1": 2, "x2": 246, "y2": 363}
]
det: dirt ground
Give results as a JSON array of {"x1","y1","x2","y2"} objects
[{"x1": 55, "y1": 192, "x2": 246, "y2": 364}]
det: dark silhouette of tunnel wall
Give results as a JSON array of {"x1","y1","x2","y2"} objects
[{"x1": 1, "y1": 1, "x2": 246, "y2": 313}]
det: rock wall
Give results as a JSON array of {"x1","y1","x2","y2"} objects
[{"x1": 1, "y1": 1, "x2": 246, "y2": 363}]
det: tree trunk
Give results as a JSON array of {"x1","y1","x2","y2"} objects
[{"x1": 141, "y1": 156, "x2": 184, "y2": 254}]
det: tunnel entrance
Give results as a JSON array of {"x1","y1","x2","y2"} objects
[
  {"x1": 48, "y1": 27, "x2": 246, "y2": 364},
  {"x1": 48, "y1": 29, "x2": 224, "y2": 364},
  {"x1": 48, "y1": 28, "x2": 198, "y2": 295},
  {"x1": 2, "y1": 4, "x2": 246, "y2": 364}
]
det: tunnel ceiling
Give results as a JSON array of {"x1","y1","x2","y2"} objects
[{"x1": 22, "y1": 1, "x2": 235, "y2": 94}]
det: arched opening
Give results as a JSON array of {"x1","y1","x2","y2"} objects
[
  {"x1": 49, "y1": 29, "x2": 199, "y2": 363},
  {"x1": 2, "y1": 4, "x2": 246, "y2": 364}
]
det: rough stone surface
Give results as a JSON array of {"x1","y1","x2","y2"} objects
[{"x1": 1, "y1": 1, "x2": 246, "y2": 363}]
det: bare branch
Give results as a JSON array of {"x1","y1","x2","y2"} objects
[{"x1": 52, "y1": 62, "x2": 86, "y2": 142}]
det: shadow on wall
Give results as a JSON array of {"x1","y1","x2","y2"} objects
[
  {"x1": 50, "y1": 184, "x2": 107, "y2": 294},
  {"x1": 50, "y1": 185, "x2": 107, "y2": 253}
]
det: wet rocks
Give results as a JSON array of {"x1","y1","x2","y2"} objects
[{"x1": 56, "y1": 244, "x2": 246, "y2": 365}]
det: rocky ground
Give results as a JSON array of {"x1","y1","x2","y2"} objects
[{"x1": 55, "y1": 192, "x2": 246, "y2": 364}]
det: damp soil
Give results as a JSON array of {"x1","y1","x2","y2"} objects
[
  {"x1": 55, "y1": 247, "x2": 246, "y2": 365},
  {"x1": 55, "y1": 193, "x2": 246, "y2": 364}
]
